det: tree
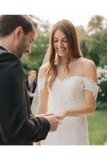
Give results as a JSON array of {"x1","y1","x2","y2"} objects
[
  {"x1": 76, "y1": 25, "x2": 87, "y2": 41},
  {"x1": 77, "y1": 20, "x2": 107, "y2": 66},
  {"x1": 88, "y1": 15, "x2": 104, "y2": 33}
]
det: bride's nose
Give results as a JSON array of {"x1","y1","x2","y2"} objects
[{"x1": 58, "y1": 41, "x2": 63, "y2": 48}]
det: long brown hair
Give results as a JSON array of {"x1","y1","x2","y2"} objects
[{"x1": 45, "y1": 19, "x2": 82, "y2": 90}]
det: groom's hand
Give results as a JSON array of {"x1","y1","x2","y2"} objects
[{"x1": 36, "y1": 113, "x2": 62, "y2": 132}]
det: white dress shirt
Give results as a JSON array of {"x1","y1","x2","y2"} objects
[{"x1": 0, "y1": 45, "x2": 11, "y2": 52}]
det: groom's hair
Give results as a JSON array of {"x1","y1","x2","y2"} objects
[{"x1": 0, "y1": 15, "x2": 38, "y2": 37}]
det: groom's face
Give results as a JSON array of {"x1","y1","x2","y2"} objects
[{"x1": 16, "y1": 28, "x2": 36, "y2": 59}]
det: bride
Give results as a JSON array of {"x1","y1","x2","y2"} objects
[{"x1": 35, "y1": 19, "x2": 98, "y2": 145}]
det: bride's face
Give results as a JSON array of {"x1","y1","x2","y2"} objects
[{"x1": 53, "y1": 29, "x2": 69, "y2": 58}]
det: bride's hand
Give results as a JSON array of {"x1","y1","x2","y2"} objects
[{"x1": 55, "y1": 109, "x2": 68, "y2": 119}]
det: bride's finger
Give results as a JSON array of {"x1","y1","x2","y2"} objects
[
  {"x1": 43, "y1": 113, "x2": 54, "y2": 116},
  {"x1": 55, "y1": 115, "x2": 63, "y2": 120},
  {"x1": 36, "y1": 113, "x2": 54, "y2": 117},
  {"x1": 58, "y1": 120, "x2": 62, "y2": 124}
]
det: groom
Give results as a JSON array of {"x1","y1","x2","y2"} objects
[{"x1": 0, "y1": 15, "x2": 61, "y2": 145}]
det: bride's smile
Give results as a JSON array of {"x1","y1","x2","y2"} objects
[
  {"x1": 57, "y1": 48, "x2": 65, "y2": 51},
  {"x1": 53, "y1": 29, "x2": 68, "y2": 58}
]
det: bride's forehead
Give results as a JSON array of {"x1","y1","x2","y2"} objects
[{"x1": 53, "y1": 30, "x2": 66, "y2": 38}]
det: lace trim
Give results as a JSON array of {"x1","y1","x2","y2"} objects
[
  {"x1": 82, "y1": 76, "x2": 98, "y2": 100},
  {"x1": 38, "y1": 76, "x2": 46, "y2": 93}
]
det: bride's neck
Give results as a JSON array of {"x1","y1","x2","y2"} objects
[{"x1": 58, "y1": 57, "x2": 67, "y2": 65}]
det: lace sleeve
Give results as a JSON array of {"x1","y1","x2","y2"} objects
[
  {"x1": 82, "y1": 76, "x2": 99, "y2": 100},
  {"x1": 38, "y1": 76, "x2": 46, "y2": 93}
]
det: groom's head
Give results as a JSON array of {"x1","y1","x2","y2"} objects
[{"x1": 0, "y1": 15, "x2": 37, "y2": 58}]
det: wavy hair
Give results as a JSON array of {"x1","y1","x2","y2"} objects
[{"x1": 45, "y1": 19, "x2": 82, "y2": 90}]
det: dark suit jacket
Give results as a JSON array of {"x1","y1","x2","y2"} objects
[
  {"x1": 0, "y1": 46, "x2": 50, "y2": 145},
  {"x1": 25, "y1": 79, "x2": 37, "y2": 105}
]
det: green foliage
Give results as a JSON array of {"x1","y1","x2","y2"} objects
[
  {"x1": 96, "y1": 101, "x2": 107, "y2": 110},
  {"x1": 87, "y1": 110, "x2": 107, "y2": 145},
  {"x1": 97, "y1": 72, "x2": 107, "y2": 103},
  {"x1": 88, "y1": 15, "x2": 104, "y2": 33},
  {"x1": 77, "y1": 16, "x2": 107, "y2": 66},
  {"x1": 78, "y1": 30, "x2": 107, "y2": 66}
]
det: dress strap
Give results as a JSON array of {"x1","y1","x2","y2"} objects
[
  {"x1": 82, "y1": 76, "x2": 99, "y2": 100},
  {"x1": 38, "y1": 76, "x2": 46, "y2": 93}
]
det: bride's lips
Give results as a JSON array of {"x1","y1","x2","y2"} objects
[{"x1": 57, "y1": 48, "x2": 66, "y2": 51}]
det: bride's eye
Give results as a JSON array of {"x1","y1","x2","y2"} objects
[
  {"x1": 53, "y1": 39, "x2": 58, "y2": 43},
  {"x1": 53, "y1": 38, "x2": 58, "y2": 42},
  {"x1": 62, "y1": 38, "x2": 67, "y2": 43},
  {"x1": 53, "y1": 40, "x2": 58, "y2": 42},
  {"x1": 63, "y1": 40, "x2": 67, "y2": 43}
]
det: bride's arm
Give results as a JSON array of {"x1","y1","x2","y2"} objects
[
  {"x1": 36, "y1": 63, "x2": 49, "y2": 115},
  {"x1": 55, "y1": 60, "x2": 98, "y2": 118},
  {"x1": 36, "y1": 88, "x2": 49, "y2": 115},
  {"x1": 35, "y1": 64, "x2": 49, "y2": 145}
]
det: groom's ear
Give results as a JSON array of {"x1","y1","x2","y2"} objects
[{"x1": 14, "y1": 26, "x2": 24, "y2": 40}]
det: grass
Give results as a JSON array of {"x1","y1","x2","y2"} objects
[{"x1": 87, "y1": 110, "x2": 107, "y2": 145}]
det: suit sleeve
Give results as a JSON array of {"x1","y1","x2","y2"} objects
[{"x1": 0, "y1": 52, "x2": 50, "y2": 144}]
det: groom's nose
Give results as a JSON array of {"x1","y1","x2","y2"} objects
[{"x1": 25, "y1": 47, "x2": 31, "y2": 54}]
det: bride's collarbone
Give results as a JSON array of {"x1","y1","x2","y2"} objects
[{"x1": 56, "y1": 69, "x2": 83, "y2": 80}]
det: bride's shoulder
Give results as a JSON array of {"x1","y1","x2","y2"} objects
[
  {"x1": 80, "y1": 58, "x2": 96, "y2": 68},
  {"x1": 80, "y1": 58, "x2": 97, "y2": 79},
  {"x1": 39, "y1": 63, "x2": 49, "y2": 71},
  {"x1": 38, "y1": 63, "x2": 49, "y2": 78}
]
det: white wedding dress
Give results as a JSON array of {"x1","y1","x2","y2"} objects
[{"x1": 38, "y1": 75, "x2": 98, "y2": 145}]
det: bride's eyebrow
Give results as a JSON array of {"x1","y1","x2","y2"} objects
[
  {"x1": 53, "y1": 37, "x2": 58, "y2": 39},
  {"x1": 53, "y1": 37, "x2": 67, "y2": 39},
  {"x1": 62, "y1": 37, "x2": 67, "y2": 40}
]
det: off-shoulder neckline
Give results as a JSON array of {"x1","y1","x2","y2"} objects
[{"x1": 39, "y1": 75, "x2": 97, "y2": 85}]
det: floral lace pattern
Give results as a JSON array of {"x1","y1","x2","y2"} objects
[
  {"x1": 82, "y1": 76, "x2": 98, "y2": 100},
  {"x1": 38, "y1": 75, "x2": 98, "y2": 145},
  {"x1": 38, "y1": 75, "x2": 98, "y2": 100},
  {"x1": 38, "y1": 76, "x2": 46, "y2": 93}
]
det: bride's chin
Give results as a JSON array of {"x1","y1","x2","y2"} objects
[
  {"x1": 58, "y1": 54, "x2": 67, "y2": 58},
  {"x1": 58, "y1": 53, "x2": 67, "y2": 57}
]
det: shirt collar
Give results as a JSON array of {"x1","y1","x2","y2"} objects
[
  {"x1": 28, "y1": 80, "x2": 33, "y2": 84},
  {"x1": 0, "y1": 45, "x2": 11, "y2": 52}
]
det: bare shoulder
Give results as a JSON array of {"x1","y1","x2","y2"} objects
[
  {"x1": 81, "y1": 58, "x2": 96, "y2": 69},
  {"x1": 38, "y1": 63, "x2": 49, "y2": 78},
  {"x1": 80, "y1": 58, "x2": 97, "y2": 82},
  {"x1": 39, "y1": 63, "x2": 49, "y2": 72}
]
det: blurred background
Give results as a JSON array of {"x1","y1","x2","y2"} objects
[{"x1": 1, "y1": 0, "x2": 107, "y2": 146}]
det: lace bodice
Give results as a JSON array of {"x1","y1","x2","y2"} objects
[
  {"x1": 38, "y1": 76, "x2": 99, "y2": 99},
  {"x1": 38, "y1": 76, "x2": 98, "y2": 112},
  {"x1": 38, "y1": 76, "x2": 98, "y2": 145}
]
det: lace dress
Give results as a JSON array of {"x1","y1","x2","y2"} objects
[{"x1": 38, "y1": 76, "x2": 98, "y2": 145}]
